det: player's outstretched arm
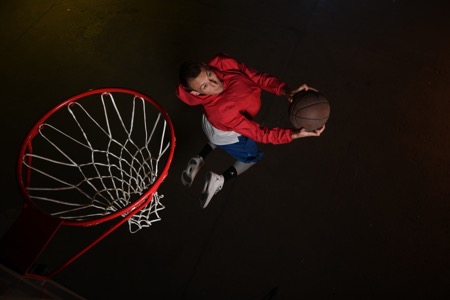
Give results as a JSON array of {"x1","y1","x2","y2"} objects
[{"x1": 291, "y1": 125, "x2": 325, "y2": 139}]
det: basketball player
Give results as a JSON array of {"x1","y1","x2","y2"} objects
[{"x1": 176, "y1": 53, "x2": 325, "y2": 208}]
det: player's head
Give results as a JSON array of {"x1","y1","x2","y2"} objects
[{"x1": 179, "y1": 61, "x2": 223, "y2": 96}]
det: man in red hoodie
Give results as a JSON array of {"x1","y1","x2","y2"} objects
[{"x1": 176, "y1": 53, "x2": 325, "y2": 208}]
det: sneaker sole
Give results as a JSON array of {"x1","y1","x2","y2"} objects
[
  {"x1": 181, "y1": 171, "x2": 193, "y2": 187},
  {"x1": 181, "y1": 158, "x2": 203, "y2": 187},
  {"x1": 200, "y1": 173, "x2": 213, "y2": 208}
]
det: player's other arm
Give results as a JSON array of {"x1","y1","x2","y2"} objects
[{"x1": 222, "y1": 112, "x2": 324, "y2": 143}]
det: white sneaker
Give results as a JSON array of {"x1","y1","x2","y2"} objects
[
  {"x1": 200, "y1": 172, "x2": 224, "y2": 208},
  {"x1": 181, "y1": 156, "x2": 204, "y2": 187}
]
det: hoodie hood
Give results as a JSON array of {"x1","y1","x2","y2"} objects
[{"x1": 176, "y1": 84, "x2": 208, "y2": 106}]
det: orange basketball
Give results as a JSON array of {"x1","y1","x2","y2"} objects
[{"x1": 289, "y1": 90, "x2": 330, "y2": 131}]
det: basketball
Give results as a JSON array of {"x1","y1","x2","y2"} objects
[{"x1": 288, "y1": 90, "x2": 330, "y2": 131}]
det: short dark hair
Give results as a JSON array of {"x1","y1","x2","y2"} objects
[{"x1": 178, "y1": 61, "x2": 208, "y2": 90}]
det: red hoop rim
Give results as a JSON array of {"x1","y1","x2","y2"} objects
[{"x1": 17, "y1": 88, "x2": 176, "y2": 226}]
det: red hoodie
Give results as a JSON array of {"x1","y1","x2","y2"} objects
[{"x1": 176, "y1": 53, "x2": 294, "y2": 144}]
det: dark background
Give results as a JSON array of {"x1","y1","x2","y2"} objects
[{"x1": 1, "y1": 0, "x2": 449, "y2": 299}]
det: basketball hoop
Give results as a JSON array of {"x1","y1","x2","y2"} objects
[{"x1": 1, "y1": 88, "x2": 175, "y2": 278}]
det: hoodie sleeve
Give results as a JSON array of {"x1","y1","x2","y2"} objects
[
  {"x1": 217, "y1": 100, "x2": 293, "y2": 144},
  {"x1": 208, "y1": 53, "x2": 288, "y2": 96}
]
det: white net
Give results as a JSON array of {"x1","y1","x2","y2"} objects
[{"x1": 20, "y1": 90, "x2": 173, "y2": 233}]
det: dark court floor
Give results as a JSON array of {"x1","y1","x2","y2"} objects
[{"x1": 1, "y1": 0, "x2": 450, "y2": 299}]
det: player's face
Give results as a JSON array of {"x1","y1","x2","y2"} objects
[{"x1": 188, "y1": 67, "x2": 224, "y2": 95}]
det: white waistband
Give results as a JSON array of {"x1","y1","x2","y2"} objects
[{"x1": 202, "y1": 115, "x2": 240, "y2": 145}]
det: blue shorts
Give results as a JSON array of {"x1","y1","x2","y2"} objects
[{"x1": 216, "y1": 135, "x2": 264, "y2": 163}]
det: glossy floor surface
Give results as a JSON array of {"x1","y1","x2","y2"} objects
[{"x1": 1, "y1": 1, "x2": 450, "y2": 299}]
